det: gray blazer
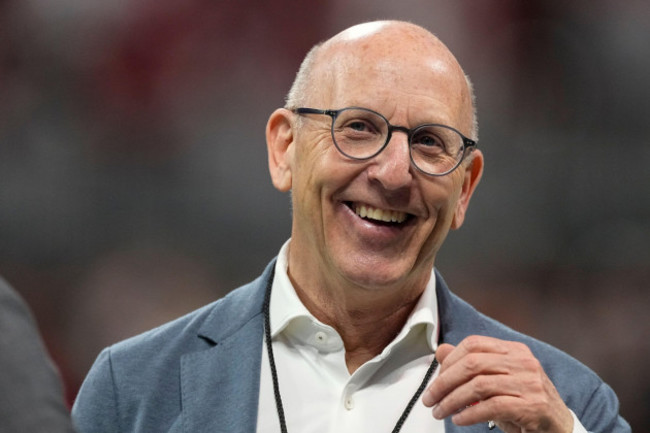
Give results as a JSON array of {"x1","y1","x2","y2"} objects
[{"x1": 72, "y1": 260, "x2": 630, "y2": 432}]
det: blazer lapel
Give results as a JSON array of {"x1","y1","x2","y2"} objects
[
  {"x1": 180, "y1": 314, "x2": 264, "y2": 433},
  {"x1": 179, "y1": 262, "x2": 273, "y2": 433},
  {"x1": 436, "y1": 269, "x2": 494, "y2": 432},
  {"x1": 435, "y1": 268, "x2": 488, "y2": 346}
]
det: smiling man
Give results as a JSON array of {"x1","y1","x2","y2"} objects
[{"x1": 72, "y1": 21, "x2": 630, "y2": 433}]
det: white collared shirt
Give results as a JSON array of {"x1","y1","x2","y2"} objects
[{"x1": 256, "y1": 240, "x2": 444, "y2": 433}]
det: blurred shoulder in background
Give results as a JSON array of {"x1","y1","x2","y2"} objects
[{"x1": 0, "y1": 277, "x2": 76, "y2": 433}]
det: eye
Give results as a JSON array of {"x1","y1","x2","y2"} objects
[
  {"x1": 336, "y1": 114, "x2": 383, "y2": 139},
  {"x1": 412, "y1": 129, "x2": 445, "y2": 149},
  {"x1": 333, "y1": 108, "x2": 387, "y2": 149},
  {"x1": 341, "y1": 116, "x2": 381, "y2": 135},
  {"x1": 346, "y1": 120, "x2": 372, "y2": 132}
]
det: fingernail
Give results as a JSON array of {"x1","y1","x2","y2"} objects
[
  {"x1": 432, "y1": 404, "x2": 443, "y2": 419},
  {"x1": 422, "y1": 388, "x2": 435, "y2": 407}
]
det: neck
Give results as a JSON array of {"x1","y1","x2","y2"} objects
[
  {"x1": 287, "y1": 268, "x2": 425, "y2": 373},
  {"x1": 263, "y1": 269, "x2": 440, "y2": 433}
]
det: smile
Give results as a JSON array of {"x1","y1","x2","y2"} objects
[{"x1": 352, "y1": 203, "x2": 409, "y2": 224}]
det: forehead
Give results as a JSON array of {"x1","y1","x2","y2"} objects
[{"x1": 309, "y1": 26, "x2": 470, "y2": 128}]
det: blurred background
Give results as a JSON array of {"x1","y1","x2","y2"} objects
[{"x1": 1, "y1": 0, "x2": 648, "y2": 430}]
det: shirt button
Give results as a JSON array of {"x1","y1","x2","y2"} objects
[
  {"x1": 344, "y1": 396, "x2": 354, "y2": 410},
  {"x1": 315, "y1": 331, "x2": 328, "y2": 344}
]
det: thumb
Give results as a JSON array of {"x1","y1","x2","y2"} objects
[{"x1": 435, "y1": 343, "x2": 456, "y2": 365}]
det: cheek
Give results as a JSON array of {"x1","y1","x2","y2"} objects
[
  {"x1": 424, "y1": 174, "x2": 463, "y2": 214},
  {"x1": 295, "y1": 139, "x2": 358, "y2": 196},
  {"x1": 417, "y1": 202, "x2": 458, "y2": 264},
  {"x1": 290, "y1": 144, "x2": 339, "y2": 220},
  {"x1": 292, "y1": 134, "x2": 327, "y2": 184},
  {"x1": 421, "y1": 176, "x2": 465, "y2": 240}
]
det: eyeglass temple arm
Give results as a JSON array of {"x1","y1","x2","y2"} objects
[
  {"x1": 293, "y1": 108, "x2": 338, "y2": 118},
  {"x1": 463, "y1": 138, "x2": 477, "y2": 149}
]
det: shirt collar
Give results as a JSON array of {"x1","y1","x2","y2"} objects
[
  {"x1": 269, "y1": 240, "x2": 315, "y2": 334},
  {"x1": 270, "y1": 239, "x2": 439, "y2": 353}
]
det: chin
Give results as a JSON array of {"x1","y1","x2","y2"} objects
[{"x1": 338, "y1": 258, "x2": 417, "y2": 290}]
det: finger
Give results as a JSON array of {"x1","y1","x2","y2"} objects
[
  {"x1": 424, "y1": 351, "x2": 513, "y2": 407},
  {"x1": 437, "y1": 372, "x2": 574, "y2": 432},
  {"x1": 435, "y1": 343, "x2": 455, "y2": 364},
  {"x1": 450, "y1": 394, "x2": 572, "y2": 433},
  {"x1": 431, "y1": 371, "x2": 521, "y2": 419},
  {"x1": 448, "y1": 395, "x2": 519, "y2": 427},
  {"x1": 438, "y1": 335, "x2": 510, "y2": 370}
]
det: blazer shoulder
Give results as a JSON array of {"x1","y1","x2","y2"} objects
[
  {"x1": 435, "y1": 270, "x2": 626, "y2": 430},
  {"x1": 73, "y1": 262, "x2": 274, "y2": 433},
  {"x1": 439, "y1": 277, "x2": 602, "y2": 381},
  {"x1": 110, "y1": 268, "x2": 269, "y2": 362}
]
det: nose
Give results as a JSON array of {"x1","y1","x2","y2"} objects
[{"x1": 366, "y1": 131, "x2": 413, "y2": 190}]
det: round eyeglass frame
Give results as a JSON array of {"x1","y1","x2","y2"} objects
[{"x1": 292, "y1": 106, "x2": 477, "y2": 176}]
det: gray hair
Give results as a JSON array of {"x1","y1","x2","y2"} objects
[
  {"x1": 463, "y1": 73, "x2": 479, "y2": 141},
  {"x1": 284, "y1": 42, "x2": 323, "y2": 110}
]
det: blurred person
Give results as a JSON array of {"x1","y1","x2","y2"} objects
[
  {"x1": 72, "y1": 21, "x2": 629, "y2": 433},
  {"x1": 0, "y1": 277, "x2": 76, "y2": 433}
]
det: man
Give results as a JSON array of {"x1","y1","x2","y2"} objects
[
  {"x1": 72, "y1": 21, "x2": 630, "y2": 433},
  {"x1": 0, "y1": 277, "x2": 76, "y2": 433}
]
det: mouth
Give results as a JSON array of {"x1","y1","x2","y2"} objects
[{"x1": 346, "y1": 202, "x2": 412, "y2": 225}]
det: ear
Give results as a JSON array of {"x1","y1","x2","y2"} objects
[
  {"x1": 451, "y1": 149, "x2": 484, "y2": 230},
  {"x1": 266, "y1": 108, "x2": 295, "y2": 192}
]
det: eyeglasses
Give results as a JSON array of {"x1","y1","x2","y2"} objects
[{"x1": 293, "y1": 106, "x2": 477, "y2": 176}]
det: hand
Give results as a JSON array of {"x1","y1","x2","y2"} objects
[{"x1": 422, "y1": 335, "x2": 574, "y2": 433}]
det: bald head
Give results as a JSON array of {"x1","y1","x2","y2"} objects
[{"x1": 285, "y1": 21, "x2": 478, "y2": 139}]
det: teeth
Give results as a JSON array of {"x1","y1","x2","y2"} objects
[{"x1": 355, "y1": 204, "x2": 407, "y2": 223}]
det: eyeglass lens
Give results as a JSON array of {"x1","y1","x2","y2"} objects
[{"x1": 332, "y1": 108, "x2": 464, "y2": 175}]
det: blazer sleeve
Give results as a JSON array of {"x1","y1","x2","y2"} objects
[
  {"x1": 579, "y1": 381, "x2": 631, "y2": 433},
  {"x1": 72, "y1": 348, "x2": 121, "y2": 433}
]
